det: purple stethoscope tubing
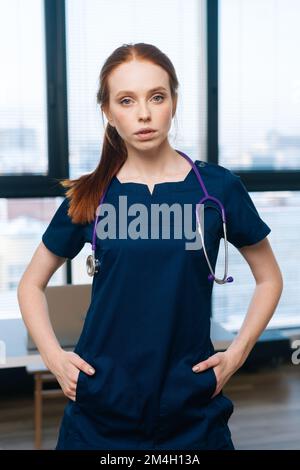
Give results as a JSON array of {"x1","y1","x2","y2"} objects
[
  {"x1": 178, "y1": 150, "x2": 233, "y2": 284},
  {"x1": 88, "y1": 149, "x2": 233, "y2": 284}
]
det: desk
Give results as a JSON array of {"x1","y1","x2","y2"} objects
[
  {"x1": 0, "y1": 318, "x2": 73, "y2": 449},
  {"x1": 0, "y1": 318, "x2": 235, "y2": 370}
]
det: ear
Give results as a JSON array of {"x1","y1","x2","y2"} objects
[
  {"x1": 172, "y1": 94, "x2": 178, "y2": 118},
  {"x1": 101, "y1": 105, "x2": 115, "y2": 127}
]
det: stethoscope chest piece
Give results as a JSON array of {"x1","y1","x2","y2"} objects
[{"x1": 86, "y1": 253, "x2": 100, "y2": 277}]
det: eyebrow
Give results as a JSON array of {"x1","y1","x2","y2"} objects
[{"x1": 115, "y1": 87, "x2": 168, "y2": 98}]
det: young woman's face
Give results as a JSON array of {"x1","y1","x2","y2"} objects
[{"x1": 104, "y1": 60, "x2": 176, "y2": 150}]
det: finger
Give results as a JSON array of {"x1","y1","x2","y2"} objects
[
  {"x1": 192, "y1": 359, "x2": 215, "y2": 372},
  {"x1": 67, "y1": 371, "x2": 80, "y2": 386},
  {"x1": 65, "y1": 385, "x2": 76, "y2": 400},
  {"x1": 192, "y1": 360, "x2": 209, "y2": 372},
  {"x1": 65, "y1": 385, "x2": 76, "y2": 397},
  {"x1": 74, "y1": 357, "x2": 95, "y2": 375},
  {"x1": 192, "y1": 355, "x2": 221, "y2": 372}
]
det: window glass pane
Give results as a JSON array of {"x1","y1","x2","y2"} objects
[
  {"x1": 72, "y1": 243, "x2": 93, "y2": 285},
  {"x1": 213, "y1": 191, "x2": 297, "y2": 330},
  {"x1": 219, "y1": 0, "x2": 300, "y2": 170},
  {"x1": 65, "y1": 0, "x2": 207, "y2": 177},
  {"x1": 0, "y1": 198, "x2": 67, "y2": 320},
  {"x1": 0, "y1": 0, "x2": 48, "y2": 175}
]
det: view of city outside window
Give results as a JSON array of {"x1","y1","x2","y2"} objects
[
  {"x1": 0, "y1": 198, "x2": 67, "y2": 320},
  {"x1": 0, "y1": 0, "x2": 48, "y2": 175},
  {"x1": 72, "y1": 243, "x2": 93, "y2": 285},
  {"x1": 219, "y1": 0, "x2": 300, "y2": 171},
  {"x1": 216, "y1": 0, "x2": 299, "y2": 330},
  {"x1": 213, "y1": 190, "x2": 300, "y2": 330}
]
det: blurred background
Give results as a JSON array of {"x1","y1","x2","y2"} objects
[{"x1": 0, "y1": 0, "x2": 299, "y2": 450}]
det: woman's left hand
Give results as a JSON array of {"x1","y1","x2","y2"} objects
[{"x1": 192, "y1": 350, "x2": 240, "y2": 398}]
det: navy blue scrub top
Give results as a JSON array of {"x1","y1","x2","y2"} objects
[{"x1": 42, "y1": 159, "x2": 271, "y2": 450}]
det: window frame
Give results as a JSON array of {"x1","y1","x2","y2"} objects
[
  {"x1": 207, "y1": 0, "x2": 300, "y2": 190},
  {"x1": 0, "y1": 0, "x2": 69, "y2": 198}
]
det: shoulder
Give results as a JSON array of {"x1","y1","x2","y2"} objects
[
  {"x1": 194, "y1": 159, "x2": 229, "y2": 175},
  {"x1": 52, "y1": 196, "x2": 71, "y2": 220},
  {"x1": 193, "y1": 159, "x2": 236, "y2": 185},
  {"x1": 41, "y1": 195, "x2": 86, "y2": 259},
  {"x1": 48, "y1": 196, "x2": 82, "y2": 226}
]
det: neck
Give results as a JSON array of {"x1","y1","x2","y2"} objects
[{"x1": 123, "y1": 142, "x2": 185, "y2": 178}]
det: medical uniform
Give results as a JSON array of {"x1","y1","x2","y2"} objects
[{"x1": 42, "y1": 159, "x2": 271, "y2": 450}]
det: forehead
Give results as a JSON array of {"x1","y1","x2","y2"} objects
[{"x1": 108, "y1": 60, "x2": 170, "y2": 95}]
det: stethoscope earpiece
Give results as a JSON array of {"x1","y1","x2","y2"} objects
[{"x1": 208, "y1": 274, "x2": 234, "y2": 283}]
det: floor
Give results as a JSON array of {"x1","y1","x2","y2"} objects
[{"x1": 0, "y1": 361, "x2": 299, "y2": 450}]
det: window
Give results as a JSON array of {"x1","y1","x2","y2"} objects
[
  {"x1": 213, "y1": 191, "x2": 300, "y2": 330},
  {"x1": 216, "y1": 0, "x2": 298, "y2": 330},
  {"x1": 72, "y1": 243, "x2": 93, "y2": 285},
  {"x1": 0, "y1": 0, "x2": 48, "y2": 175},
  {"x1": 65, "y1": 0, "x2": 207, "y2": 177},
  {"x1": 0, "y1": 198, "x2": 67, "y2": 320},
  {"x1": 219, "y1": 0, "x2": 300, "y2": 171}
]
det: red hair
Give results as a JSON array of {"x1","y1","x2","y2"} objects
[{"x1": 58, "y1": 43, "x2": 179, "y2": 224}]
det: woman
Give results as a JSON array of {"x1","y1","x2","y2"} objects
[{"x1": 17, "y1": 43, "x2": 283, "y2": 450}]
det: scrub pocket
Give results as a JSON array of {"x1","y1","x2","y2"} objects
[
  {"x1": 192, "y1": 348, "x2": 218, "y2": 401},
  {"x1": 73, "y1": 355, "x2": 143, "y2": 446},
  {"x1": 200, "y1": 392, "x2": 235, "y2": 450},
  {"x1": 158, "y1": 348, "x2": 218, "y2": 420},
  {"x1": 150, "y1": 349, "x2": 218, "y2": 446}
]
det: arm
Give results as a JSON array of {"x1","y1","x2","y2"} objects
[
  {"x1": 17, "y1": 242, "x2": 66, "y2": 367},
  {"x1": 225, "y1": 237, "x2": 283, "y2": 369},
  {"x1": 192, "y1": 237, "x2": 283, "y2": 395},
  {"x1": 17, "y1": 242, "x2": 95, "y2": 401}
]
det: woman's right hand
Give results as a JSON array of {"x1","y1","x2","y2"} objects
[{"x1": 47, "y1": 349, "x2": 95, "y2": 401}]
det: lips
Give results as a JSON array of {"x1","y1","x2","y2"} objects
[
  {"x1": 135, "y1": 130, "x2": 157, "y2": 140},
  {"x1": 135, "y1": 128, "x2": 156, "y2": 134}
]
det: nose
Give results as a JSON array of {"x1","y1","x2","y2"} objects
[{"x1": 136, "y1": 101, "x2": 151, "y2": 120}]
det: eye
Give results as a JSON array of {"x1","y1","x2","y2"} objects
[
  {"x1": 119, "y1": 98, "x2": 131, "y2": 105},
  {"x1": 119, "y1": 94, "x2": 165, "y2": 106},
  {"x1": 152, "y1": 94, "x2": 165, "y2": 102}
]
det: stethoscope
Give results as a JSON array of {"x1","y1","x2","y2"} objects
[{"x1": 86, "y1": 150, "x2": 234, "y2": 284}]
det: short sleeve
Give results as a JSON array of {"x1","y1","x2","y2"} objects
[
  {"x1": 42, "y1": 197, "x2": 86, "y2": 259},
  {"x1": 223, "y1": 169, "x2": 271, "y2": 248}
]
